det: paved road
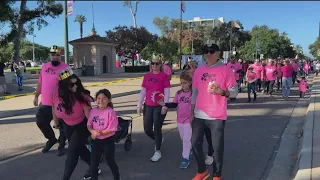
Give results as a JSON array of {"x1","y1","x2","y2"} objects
[{"x1": 0, "y1": 78, "x2": 310, "y2": 180}]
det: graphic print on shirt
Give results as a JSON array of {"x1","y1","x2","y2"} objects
[
  {"x1": 92, "y1": 116, "x2": 105, "y2": 127},
  {"x1": 179, "y1": 96, "x2": 191, "y2": 104},
  {"x1": 147, "y1": 77, "x2": 159, "y2": 83},
  {"x1": 56, "y1": 102, "x2": 74, "y2": 115},
  {"x1": 201, "y1": 73, "x2": 216, "y2": 82},
  {"x1": 151, "y1": 91, "x2": 164, "y2": 103},
  {"x1": 45, "y1": 67, "x2": 58, "y2": 75}
]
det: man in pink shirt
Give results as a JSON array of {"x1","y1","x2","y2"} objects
[
  {"x1": 191, "y1": 44, "x2": 237, "y2": 180},
  {"x1": 33, "y1": 45, "x2": 70, "y2": 156},
  {"x1": 227, "y1": 58, "x2": 242, "y2": 93}
]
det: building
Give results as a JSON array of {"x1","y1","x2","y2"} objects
[
  {"x1": 184, "y1": 17, "x2": 225, "y2": 29},
  {"x1": 69, "y1": 27, "x2": 125, "y2": 75}
]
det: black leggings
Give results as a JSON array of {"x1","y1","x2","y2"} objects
[
  {"x1": 192, "y1": 118, "x2": 225, "y2": 177},
  {"x1": 91, "y1": 137, "x2": 120, "y2": 180},
  {"x1": 62, "y1": 120, "x2": 91, "y2": 180},
  {"x1": 204, "y1": 126, "x2": 214, "y2": 156},
  {"x1": 143, "y1": 104, "x2": 166, "y2": 151},
  {"x1": 266, "y1": 80, "x2": 275, "y2": 95}
]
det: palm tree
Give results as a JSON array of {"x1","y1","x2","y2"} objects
[{"x1": 74, "y1": 14, "x2": 87, "y2": 38}]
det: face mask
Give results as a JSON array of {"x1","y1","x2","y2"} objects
[{"x1": 51, "y1": 60, "x2": 60, "y2": 67}]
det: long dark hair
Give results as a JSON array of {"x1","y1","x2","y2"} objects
[
  {"x1": 95, "y1": 89, "x2": 113, "y2": 109},
  {"x1": 58, "y1": 74, "x2": 90, "y2": 115}
]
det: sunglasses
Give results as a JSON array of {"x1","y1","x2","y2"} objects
[
  {"x1": 69, "y1": 81, "x2": 78, "y2": 88},
  {"x1": 203, "y1": 44, "x2": 219, "y2": 54},
  {"x1": 151, "y1": 62, "x2": 160, "y2": 66}
]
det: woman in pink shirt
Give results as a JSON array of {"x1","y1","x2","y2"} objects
[
  {"x1": 52, "y1": 70, "x2": 95, "y2": 180},
  {"x1": 303, "y1": 60, "x2": 310, "y2": 77},
  {"x1": 137, "y1": 58, "x2": 170, "y2": 162},
  {"x1": 246, "y1": 67, "x2": 257, "y2": 102},
  {"x1": 264, "y1": 60, "x2": 277, "y2": 96},
  {"x1": 281, "y1": 60, "x2": 294, "y2": 98},
  {"x1": 191, "y1": 44, "x2": 237, "y2": 180},
  {"x1": 276, "y1": 63, "x2": 283, "y2": 91},
  {"x1": 249, "y1": 60, "x2": 263, "y2": 91},
  {"x1": 87, "y1": 89, "x2": 120, "y2": 180}
]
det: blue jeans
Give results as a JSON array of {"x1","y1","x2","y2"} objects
[
  {"x1": 16, "y1": 76, "x2": 23, "y2": 86},
  {"x1": 282, "y1": 77, "x2": 292, "y2": 97}
]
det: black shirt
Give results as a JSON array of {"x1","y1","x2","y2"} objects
[{"x1": 0, "y1": 62, "x2": 5, "y2": 76}]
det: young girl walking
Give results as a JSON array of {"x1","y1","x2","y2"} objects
[
  {"x1": 87, "y1": 89, "x2": 120, "y2": 180},
  {"x1": 158, "y1": 71, "x2": 193, "y2": 168},
  {"x1": 297, "y1": 77, "x2": 309, "y2": 98},
  {"x1": 246, "y1": 67, "x2": 257, "y2": 102}
]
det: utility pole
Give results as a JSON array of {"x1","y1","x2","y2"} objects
[
  {"x1": 32, "y1": 35, "x2": 36, "y2": 61},
  {"x1": 179, "y1": 3, "x2": 183, "y2": 69},
  {"x1": 255, "y1": 27, "x2": 259, "y2": 60},
  {"x1": 64, "y1": 1, "x2": 69, "y2": 64}
]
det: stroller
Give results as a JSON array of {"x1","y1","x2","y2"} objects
[{"x1": 86, "y1": 116, "x2": 133, "y2": 162}]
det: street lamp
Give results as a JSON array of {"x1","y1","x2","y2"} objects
[
  {"x1": 190, "y1": 22, "x2": 196, "y2": 54},
  {"x1": 32, "y1": 35, "x2": 36, "y2": 61}
]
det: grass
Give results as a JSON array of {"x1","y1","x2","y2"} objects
[{"x1": 4, "y1": 66, "x2": 41, "y2": 72}]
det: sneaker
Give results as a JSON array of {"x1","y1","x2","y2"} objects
[
  {"x1": 192, "y1": 169, "x2": 210, "y2": 180},
  {"x1": 42, "y1": 139, "x2": 57, "y2": 153},
  {"x1": 150, "y1": 151, "x2": 161, "y2": 162},
  {"x1": 83, "y1": 167, "x2": 102, "y2": 180},
  {"x1": 205, "y1": 155, "x2": 214, "y2": 166},
  {"x1": 57, "y1": 144, "x2": 66, "y2": 157},
  {"x1": 213, "y1": 177, "x2": 221, "y2": 180},
  {"x1": 180, "y1": 158, "x2": 190, "y2": 169}
]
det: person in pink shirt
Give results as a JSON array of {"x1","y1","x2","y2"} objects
[
  {"x1": 227, "y1": 58, "x2": 242, "y2": 93},
  {"x1": 246, "y1": 67, "x2": 257, "y2": 102},
  {"x1": 162, "y1": 62, "x2": 172, "y2": 80},
  {"x1": 137, "y1": 58, "x2": 170, "y2": 162},
  {"x1": 303, "y1": 60, "x2": 310, "y2": 77},
  {"x1": 191, "y1": 44, "x2": 237, "y2": 180},
  {"x1": 249, "y1": 60, "x2": 263, "y2": 91},
  {"x1": 276, "y1": 63, "x2": 283, "y2": 91},
  {"x1": 158, "y1": 71, "x2": 193, "y2": 168},
  {"x1": 52, "y1": 71, "x2": 96, "y2": 180},
  {"x1": 297, "y1": 77, "x2": 309, "y2": 98},
  {"x1": 264, "y1": 60, "x2": 277, "y2": 96},
  {"x1": 87, "y1": 89, "x2": 120, "y2": 180},
  {"x1": 33, "y1": 45, "x2": 69, "y2": 155},
  {"x1": 281, "y1": 60, "x2": 294, "y2": 98}
]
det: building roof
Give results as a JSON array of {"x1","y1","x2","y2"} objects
[{"x1": 69, "y1": 34, "x2": 116, "y2": 44}]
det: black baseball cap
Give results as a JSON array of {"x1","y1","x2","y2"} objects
[{"x1": 203, "y1": 44, "x2": 220, "y2": 54}]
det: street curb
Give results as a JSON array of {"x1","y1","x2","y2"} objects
[{"x1": 293, "y1": 78, "x2": 316, "y2": 180}]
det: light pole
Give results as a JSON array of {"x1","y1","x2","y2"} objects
[
  {"x1": 32, "y1": 35, "x2": 36, "y2": 61},
  {"x1": 64, "y1": 0, "x2": 69, "y2": 64},
  {"x1": 190, "y1": 22, "x2": 196, "y2": 54}
]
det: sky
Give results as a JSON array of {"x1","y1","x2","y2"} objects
[{"x1": 2, "y1": 1, "x2": 320, "y2": 56}]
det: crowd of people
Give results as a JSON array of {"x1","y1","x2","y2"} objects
[{"x1": 31, "y1": 43, "x2": 315, "y2": 180}]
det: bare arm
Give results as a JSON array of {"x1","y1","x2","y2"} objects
[
  {"x1": 35, "y1": 82, "x2": 41, "y2": 98},
  {"x1": 83, "y1": 105, "x2": 91, "y2": 119}
]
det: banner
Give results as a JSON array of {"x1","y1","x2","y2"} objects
[
  {"x1": 115, "y1": 53, "x2": 121, "y2": 68},
  {"x1": 67, "y1": 1, "x2": 74, "y2": 16},
  {"x1": 181, "y1": 55, "x2": 203, "y2": 68}
]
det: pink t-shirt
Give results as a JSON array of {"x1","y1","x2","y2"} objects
[
  {"x1": 193, "y1": 65, "x2": 237, "y2": 120},
  {"x1": 39, "y1": 62, "x2": 69, "y2": 106},
  {"x1": 52, "y1": 91, "x2": 88, "y2": 126},
  {"x1": 162, "y1": 64, "x2": 172, "y2": 77},
  {"x1": 250, "y1": 64, "x2": 263, "y2": 79},
  {"x1": 246, "y1": 71, "x2": 256, "y2": 82},
  {"x1": 142, "y1": 72, "x2": 170, "y2": 106},
  {"x1": 87, "y1": 107, "x2": 118, "y2": 139},
  {"x1": 173, "y1": 90, "x2": 192, "y2": 124},
  {"x1": 265, "y1": 65, "x2": 277, "y2": 81},
  {"x1": 291, "y1": 63, "x2": 298, "y2": 72},
  {"x1": 299, "y1": 80, "x2": 308, "y2": 92},
  {"x1": 227, "y1": 62, "x2": 242, "y2": 80},
  {"x1": 303, "y1": 63, "x2": 310, "y2": 72},
  {"x1": 281, "y1": 65, "x2": 294, "y2": 78}
]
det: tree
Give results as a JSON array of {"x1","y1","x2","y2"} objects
[
  {"x1": 1, "y1": 1, "x2": 63, "y2": 63},
  {"x1": 0, "y1": 43, "x2": 13, "y2": 63},
  {"x1": 74, "y1": 14, "x2": 87, "y2": 38},
  {"x1": 308, "y1": 37, "x2": 320, "y2": 59},
  {"x1": 123, "y1": 0, "x2": 139, "y2": 28},
  {"x1": 140, "y1": 36, "x2": 179, "y2": 62},
  {"x1": 239, "y1": 25, "x2": 295, "y2": 59},
  {"x1": 105, "y1": 25, "x2": 157, "y2": 53}
]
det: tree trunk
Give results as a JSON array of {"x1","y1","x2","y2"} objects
[
  {"x1": 132, "y1": 14, "x2": 137, "y2": 28},
  {"x1": 13, "y1": 0, "x2": 27, "y2": 63},
  {"x1": 80, "y1": 23, "x2": 83, "y2": 38}
]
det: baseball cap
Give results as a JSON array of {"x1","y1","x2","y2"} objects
[{"x1": 203, "y1": 44, "x2": 220, "y2": 54}]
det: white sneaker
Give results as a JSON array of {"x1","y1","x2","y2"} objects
[
  {"x1": 205, "y1": 155, "x2": 214, "y2": 166},
  {"x1": 150, "y1": 151, "x2": 161, "y2": 162}
]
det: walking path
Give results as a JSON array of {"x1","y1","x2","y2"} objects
[{"x1": 0, "y1": 77, "x2": 312, "y2": 180}]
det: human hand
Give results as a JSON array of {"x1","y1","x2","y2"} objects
[
  {"x1": 33, "y1": 96, "x2": 39, "y2": 107},
  {"x1": 137, "y1": 106, "x2": 143, "y2": 116},
  {"x1": 161, "y1": 106, "x2": 168, "y2": 115},
  {"x1": 157, "y1": 100, "x2": 165, "y2": 106},
  {"x1": 91, "y1": 130, "x2": 100, "y2": 140},
  {"x1": 53, "y1": 120, "x2": 60, "y2": 129}
]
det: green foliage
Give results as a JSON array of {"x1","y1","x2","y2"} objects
[
  {"x1": 308, "y1": 37, "x2": 320, "y2": 59},
  {"x1": 140, "y1": 36, "x2": 179, "y2": 62},
  {"x1": 74, "y1": 14, "x2": 87, "y2": 38},
  {"x1": 105, "y1": 25, "x2": 157, "y2": 53}
]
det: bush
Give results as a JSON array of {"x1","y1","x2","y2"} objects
[{"x1": 125, "y1": 65, "x2": 150, "y2": 72}]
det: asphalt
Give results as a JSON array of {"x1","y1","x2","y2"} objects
[{"x1": 0, "y1": 78, "x2": 310, "y2": 180}]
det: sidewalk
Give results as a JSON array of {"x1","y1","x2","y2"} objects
[{"x1": 294, "y1": 75, "x2": 320, "y2": 180}]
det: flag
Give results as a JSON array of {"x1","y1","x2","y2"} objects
[
  {"x1": 231, "y1": 20, "x2": 241, "y2": 29},
  {"x1": 181, "y1": 0, "x2": 185, "y2": 13},
  {"x1": 67, "y1": 1, "x2": 74, "y2": 16}
]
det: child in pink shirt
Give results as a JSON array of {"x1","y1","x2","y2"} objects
[
  {"x1": 158, "y1": 72, "x2": 193, "y2": 168},
  {"x1": 87, "y1": 89, "x2": 120, "y2": 180},
  {"x1": 297, "y1": 77, "x2": 309, "y2": 98},
  {"x1": 246, "y1": 67, "x2": 257, "y2": 102}
]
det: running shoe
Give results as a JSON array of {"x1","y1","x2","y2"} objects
[
  {"x1": 150, "y1": 151, "x2": 161, "y2": 162},
  {"x1": 180, "y1": 158, "x2": 190, "y2": 169},
  {"x1": 42, "y1": 139, "x2": 57, "y2": 153},
  {"x1": 83, "y1": 167, "x2": 102, "y2": 180},
  {"x1": 192, "y1": 169, "x2": 210, "y2": 180},
  {"x1": 213, "y1": 177, "x2": 221, "y2": 180}
]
